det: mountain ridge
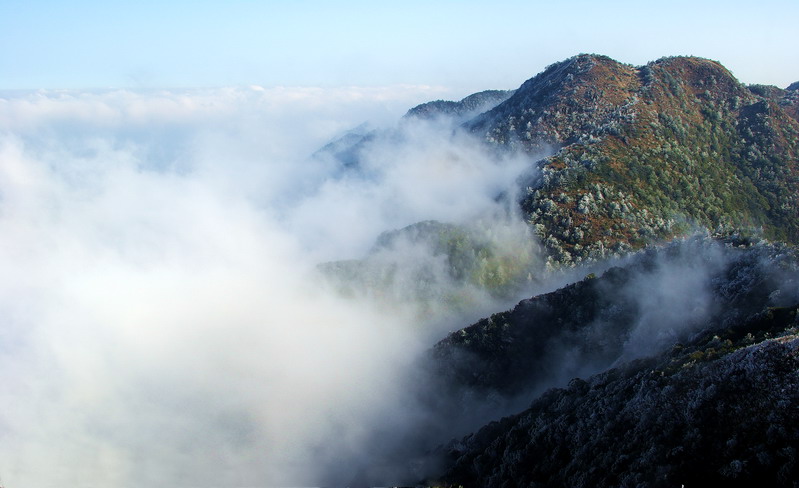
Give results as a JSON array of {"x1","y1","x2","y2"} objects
[
  {"x1": 309, "y1": 55, "x2": 799, "y2": 486},
  {"x1": 477, "y1": 54, "x2": 799, "y2": 265},
  {"x1": 320, "y1": 54, "x2": 799, "y2": 272},
  {"x1": 435, "y1": 325, "x2": 799, "y2": 487},
  {"x1": 404, "y1": 89, "x2": 515, "y2": 122},
  {"x1": 422, "y1": 237, "x2": 799, "y2": 487}
]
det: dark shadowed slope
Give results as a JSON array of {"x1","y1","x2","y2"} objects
[
  {"x1": 427, "y1": 237, "x2": 798, "y2": 405},
  {"x1": 434, "y1": 309, "x2": 799, "y2": 487},
  {"x1": 418, "y1": 238, "x2": 799, "y2": 486}
]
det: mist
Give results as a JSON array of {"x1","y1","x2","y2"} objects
[
  {"x1": 0, "y1": 86, "x2": 541, "y2": 487},
  {"x1": 549, "y1": 237, "x2": 799, "y2": 384},
  {"x1": 412, "y1": 236, "x2": 799, "y2": 471}
]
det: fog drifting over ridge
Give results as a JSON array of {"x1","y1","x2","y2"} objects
[{"x1": 0, "y1": 86, "x2": 538, "y2": 486}]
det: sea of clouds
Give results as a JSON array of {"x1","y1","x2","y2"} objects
[{"x1": 0, "y1": 85, "x2": 538, "y2": 487}]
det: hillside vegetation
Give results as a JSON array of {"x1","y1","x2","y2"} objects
[
  {"x1": 467, "y1": 55, "x2": 799, "y2": 266},
  {"x1": 319, "y1": 220, "x2": 541, "y2": 315},
  {"x1": 424, "y1": 238, "x2": 799, "y2": 487},
  {"x1": 321, "y1": 55, "x2": 798, "y2": 293}
]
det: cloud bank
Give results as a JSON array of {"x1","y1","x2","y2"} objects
[{"x1": 0, "y1": 86, "x2": 538, "y2": 486}]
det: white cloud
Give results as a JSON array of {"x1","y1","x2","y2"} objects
[{"x1": 0, "y1": 86, "x2": 534, "y2": 486}]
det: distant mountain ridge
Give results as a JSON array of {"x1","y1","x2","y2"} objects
[
  {"x1": 404, "y1": 89, "x2": 515, "y2": 122},
  {"x1": 312, "y1": 90, "x2": 515, "y2": 173}
]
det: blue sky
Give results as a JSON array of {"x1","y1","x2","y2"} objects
[{"x1": 2, "y1": 0, "x2": 798, "y2": 92}]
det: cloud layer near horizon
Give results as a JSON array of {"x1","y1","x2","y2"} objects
[{"x1": 0, "y1": 86, "x2": 537, "y2": 486}]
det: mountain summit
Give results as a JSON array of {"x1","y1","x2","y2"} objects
[{"x1": 468, "y1": 54, "x2": 799, "y2": 265}]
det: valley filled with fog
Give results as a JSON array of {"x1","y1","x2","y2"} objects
[{"x1": 0, "y1": 86, "x2": 549, "y2": 486}]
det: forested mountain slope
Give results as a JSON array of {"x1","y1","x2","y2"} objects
[
  {"x1": 322, "y1": 54, "x2": 799, "y2": 283},
  {"x1": 468, "y1": 55, "x2": 799, "y2": 265},
  {"x1": 436, "y1": 320, "x2": 799, "y2": 487},
  {"x1": 424, "y1": 238, "x2": 799, "y2": 487}
]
